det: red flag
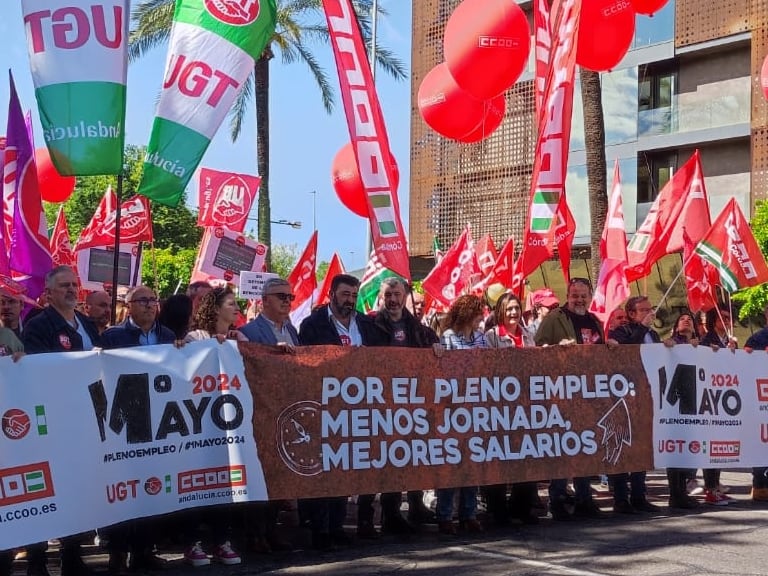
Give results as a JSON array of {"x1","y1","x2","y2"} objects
[
  {"x1": 589, "y1": 161, "x2": 630, "y2": 323},
  {"x1": 473, "y1": 237, "x2": 515, "y2": 293},
  {"x1": 514, "y1": 0, "x2": 581, "y2": 291},
  {"x1": 75, "y1": 187, "x2": 117, "y2": 250},
  {"x1": 626, "y1": 151, "x2": 703, "y2": 281},
  {"x1": 695, "y1": 198, "x2": 768, "y2": 292},
  {"x1": 422, "y1": 226, "x2": 480, "y2": 307},
  {"x1": 197, "y1": 167, "x2": 260, "y2": 233},
  {"x1": 51, "y1": 207, "x2": 75, "y2": 267},
  {"x1": 322, "y1": 0, "x2": 410, "y2": 281},
  {"x1": 287, "y1": 231, "x2": 318, "y2": 310},
  {"x1": 474, "y1": 234, "x2": 497, "y2": 277},
  {"x1": 667, "y1": 150, "x2": 710, "y2": 252},
  {"x1": 317, "y1": 252, "x2": 345, "y2": 307},
  {"x1": 683, "y1": 228, "x2": 718, "y2": 313},
  {"x1": 555, "y1": 199, "x2": 576, "y2": 282},
  {"x1": 76, "y1": 194, "x2": 153, "y2": 251}
]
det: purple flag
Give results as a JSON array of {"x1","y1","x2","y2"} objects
[
  {"x1": 6, "y1": 71, "x2": 51, "y2": 299},
  {"x1": 0, "y1": 135, "x2": 9, "y2": 275}
]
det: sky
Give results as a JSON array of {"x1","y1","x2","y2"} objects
[{"x1": 0, "y1": 1, "x2": 413, "y2": 273}]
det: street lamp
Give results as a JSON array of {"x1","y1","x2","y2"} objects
[{"x1": 270, "y1": 219, "x2": 302, "y2": 229}]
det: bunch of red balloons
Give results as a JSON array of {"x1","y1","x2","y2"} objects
[{"x1": 418, "y1": 0, "x2": 529, "y2": 143}]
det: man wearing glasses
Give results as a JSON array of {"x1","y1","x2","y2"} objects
[
  {"x1": 239, "y1": 277, "x2": 299, "y2": 346},
  {"x1": 100, "y1": 286, "x2": 176, "y2": 348},
  {"x1": 534, "y1": 277, "x2": 605, "y2": 521}
]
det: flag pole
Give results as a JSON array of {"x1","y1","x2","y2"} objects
[
  {"x1": 109, "y1": 171, "x2": 123, "y2": 324},
  {"x1": 656, "y1": 249, "x2": 699, "y2": 310}
]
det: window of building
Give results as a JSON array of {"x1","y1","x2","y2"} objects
[
  {"x1": 637, "y1": 151, "x2": 677, "y2": 204},
  {"x1": 638, "y1": 61, "x2": 678, "y2": 136}
]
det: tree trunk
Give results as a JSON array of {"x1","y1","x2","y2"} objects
[
  {"x1": 255, "y1": 56, "x2": 271, "y2": 269},
  {"x1": 580, "y1": 68, "x2": 608, "y2": 284}
]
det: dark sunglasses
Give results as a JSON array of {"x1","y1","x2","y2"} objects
[
  {"x1": 569, "y1": 277, "x2": 592, "y2": 289},
  {"x1": 265, "y1": 293, "x2": 296, "y2": 302}
]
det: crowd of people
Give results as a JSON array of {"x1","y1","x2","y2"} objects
[{"x1": 2, "y1": 268, "x2": 768, "y2": 575}]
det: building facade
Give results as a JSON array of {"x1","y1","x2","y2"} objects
[{"x1": 409, "y1": 0, "x2": 768, "y2": 294}]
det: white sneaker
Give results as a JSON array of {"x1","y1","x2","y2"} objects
[
  {"x1": 687, "y1": 479, "x2": 704, "y2": 495},
  {"x1": 184, "y1": 542, "x2": 211, "y2": 567},
  {"x1": 716, "y1": 483, "x2": 731, "y2": 494},
  {"x1": 213, "y1": 541, "x2": 241, "y2": 566}
]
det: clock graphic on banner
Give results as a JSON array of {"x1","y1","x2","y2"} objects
[{"x1": 276, "y1": 401, "x2": 322, "y2": 476}]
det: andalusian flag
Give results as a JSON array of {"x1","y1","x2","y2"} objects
[
  {"x1": 139, "y1": 0, "x2": 277, "y2": 205},
  {"x1": 22, "y1": 1, "x2": 129, "y2": 175},
  {"x1": 356, "y1": 251, "x2": 400, "y2": 313}
]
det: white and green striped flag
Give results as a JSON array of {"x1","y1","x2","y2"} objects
[
  {"x1": 356, "y1": 251, "x2": 400, "y2": 313},
  {"x1": 22, "y1": 1, "x2": 129, "y2": 175},
  {"x1": 138, "y1": 0, "x2": 276, "y2": 205}
]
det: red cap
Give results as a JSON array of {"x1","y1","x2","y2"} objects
[{"x1": 532, "y1": 288, "x2": 559, "y2": 308}]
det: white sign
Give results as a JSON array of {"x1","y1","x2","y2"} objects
[{"x1": 239, "y1": 271, "x2": 278, "y2": 298}]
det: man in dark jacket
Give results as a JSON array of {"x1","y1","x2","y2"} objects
[
  {"x1": 21, "y1": 266, "x2": 100, "y2": 576},
  {"x1": 607, "y1": 296, "x2": 661, "y2": 514},
  {"x1": 100, "y1": 286, "x2": 175, "y2": 348},
  {"x1": 299, "y1": 274, "x2": 387, "y2": 549}
]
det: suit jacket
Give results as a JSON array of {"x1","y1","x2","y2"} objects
[
  {"x1": 239, "y1": 314, "x2": 299, "y2": 345},
  {"x1": 299, "y1": 305, "x2": 387, "y2": 346},
  {"x1": 23, "y1": 307, "x2": 100, "y2": 354}
]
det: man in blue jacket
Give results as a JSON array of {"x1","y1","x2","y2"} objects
[
  {"x1": 239, "y1": 277, "x2": 299, "y2": 347},
  {"x1": 100, "y1": 286, "x2": 176, "y2": 348}
]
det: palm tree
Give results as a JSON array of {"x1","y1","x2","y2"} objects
[
  {"x1": 128, "y1": 0, "x2": 407, "y2": 267},
  {"x1": 579, "y1": 68, "x2": 608, "y2": 283}
]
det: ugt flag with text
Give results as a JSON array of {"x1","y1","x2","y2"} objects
[
  {"x1": 138, "y1": 0, "x2": 277, "y2": 206},
  {"x1": 22, "y1": 0, "x2": 129, "y2": 175}
]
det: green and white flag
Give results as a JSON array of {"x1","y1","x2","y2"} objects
[
  {"x1": 356, "y1": 250, "x2": 400, "y2": 313},
  {"x1": 138, "y1": 0, "x2": 277, "y2": 206},
  {"x1": 22, "y1": 1, "x2": 129, "y2": 175}
]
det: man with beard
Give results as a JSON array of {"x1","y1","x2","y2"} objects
[
  {"x1": 355, "y1": 278, "x2": 439, "y2": 536},
  {"x1": 535, "y1": 278, "x2": 605, "y2": 521},
  {"x1": 22, "y1": 266, "x2": 100, "y2": 576},
  {"x1": 0, "y1": 287, "x2": 23, "y2": 338},
  {"x1": 299, "y1": 274, "x2": 387, "y2": 549},
  {"x1": 84, "y1": 291, "x2": 112, "y2": 335}
]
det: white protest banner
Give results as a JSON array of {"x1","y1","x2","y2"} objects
[
  {"x1": 190, "y1": 227, "x2": 268, "y2": 285},
  {"x1": 238, "y1": 271, "x2": 278, "y2": 298},
  {"x1": 642, "y1": 345, "x2": 766, "y2": 468}
]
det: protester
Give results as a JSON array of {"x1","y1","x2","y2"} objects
[
  {"x1": 187, "y1": 280, "x2": 213, "y2": 322},
  {"x1": 744, "y1": 303, "x2": 768, "y2": 502},
  {"x1": 525, "y1": 287, "x2": 559, "y2": 335},
  {"x1": 436, "y1": 294, "x2": 487, "y2": 535},
  {"x1": 535, "y1": 278, "x2": 605, "y2": 520},
  {"x1": 157, "y1": 293, "x2": 194, "y2": 339},
  {"x1": 660, "y1": 310, "x2": 702, "y2": 509},
  {"x1": 98, "y1": 286, "x2": 177, "y2": 571},
  {"x1": 83, "y1": 290, "x2": 112, "y2": 335},
  {"x1": 0, "y1": 290, "x2": 23, "y2": 338},
  {"x1": 299, "y1": 274, "x2": 387, "y2": 548},
  {"x1": 21, "y1": 266, "x2": 100, "y2": 576},
  {"x1": 607, "y1": 296, "x2": 661, "y2": 514},
  {"x1": 484, "y1": 291, "x2": 539, "y2": 525},
  {"x1": 607, "y1": 306, "x2": 629, "y2": 332}
]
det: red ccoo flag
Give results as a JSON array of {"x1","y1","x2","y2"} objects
[
  {"x1": 695, "y1": 198, "x2": 768, "y2": 292},
  {"x1": 590, "y1": 161, "x2": 630, "y2": 323},
  {"x1": 51, "y1": 207, "x2": 75, "y2": 268},
  {"x1": 287, "y1": 230, "x2": 318, "y2": 311},
  {"x1": 422, "y1": 226, "x2": 480, "y2": 307},
  {"x1": 683, "y1": 228, "x2": 719, "y2": 313}
]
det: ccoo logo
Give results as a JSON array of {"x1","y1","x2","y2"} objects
[{"x1": 204, "y1": 0, "x2": 261, "y2": 26}]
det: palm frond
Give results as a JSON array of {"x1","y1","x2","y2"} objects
[
  {"x1": 292, "y1": 42, "x2": 335, "y2": 114},
  {"x1": 228, "y1": 72, "x2": 255, "y2": 142},
  {"x1": 128, "y1": 1, "x2": 175, "y2": 62},
  {"x1": 367, "y1": 45, "x2": 408, "y2": 81}
]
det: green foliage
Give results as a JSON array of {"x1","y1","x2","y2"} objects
[
  {"x1": 44, "y1": 145, "x2": 201, "y2": 251},
  {"x1": 732, "y1": 200, "x2": 768, "y2": 319},
  {"x1": 140, "y1": 246, "x2": 198, "y2": 298},
  {"x1": 316, "y1": 260, "x2": 330, "y2": 281},
  {"x1": 270, "y1": 243, "x2": 299, "y2": 278}
]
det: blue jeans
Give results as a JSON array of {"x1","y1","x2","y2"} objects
[
  {"x1": 436, "y1": 487, "x2": 478, "y2": 521},
  {"x1": 610, "y1": 471, "x2": 646, "y2": 503},
  {"x1": 549, "y1": 477, "x2": 592, "y2": 503}
]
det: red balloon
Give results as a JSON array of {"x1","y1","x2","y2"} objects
[
  {"x1": 444, "y1": 0, "x2": 531, "y2": 100},
  {"x1": 762, "y1": 54, "x2": 768, "y2": 102},
  {"x1": 418, "y1": 63, "x2": 487, "y2": 140},
  {"x1": 331, "y1": 143, "x2": 399, "y2": 218},
  {"x1": 576, "y1": 0, "x2": 636, "y2": 72},
  {"x1": 35, "y1": 148, "x2": 75, "y2": 203},
  {"x1": 458, "y1": 94, "x2": 507, "y2": 143},
  {"x1": 631, "y1": 0, "x2": 669, "y2": 15}
]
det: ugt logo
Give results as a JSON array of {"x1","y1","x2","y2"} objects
[{"x1": 658, "y1": 364, "x2": 741, "y2": 417}]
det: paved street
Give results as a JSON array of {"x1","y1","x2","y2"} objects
[{"x1": 14, "y1": 470, "x2": 768, "y2": 576}]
